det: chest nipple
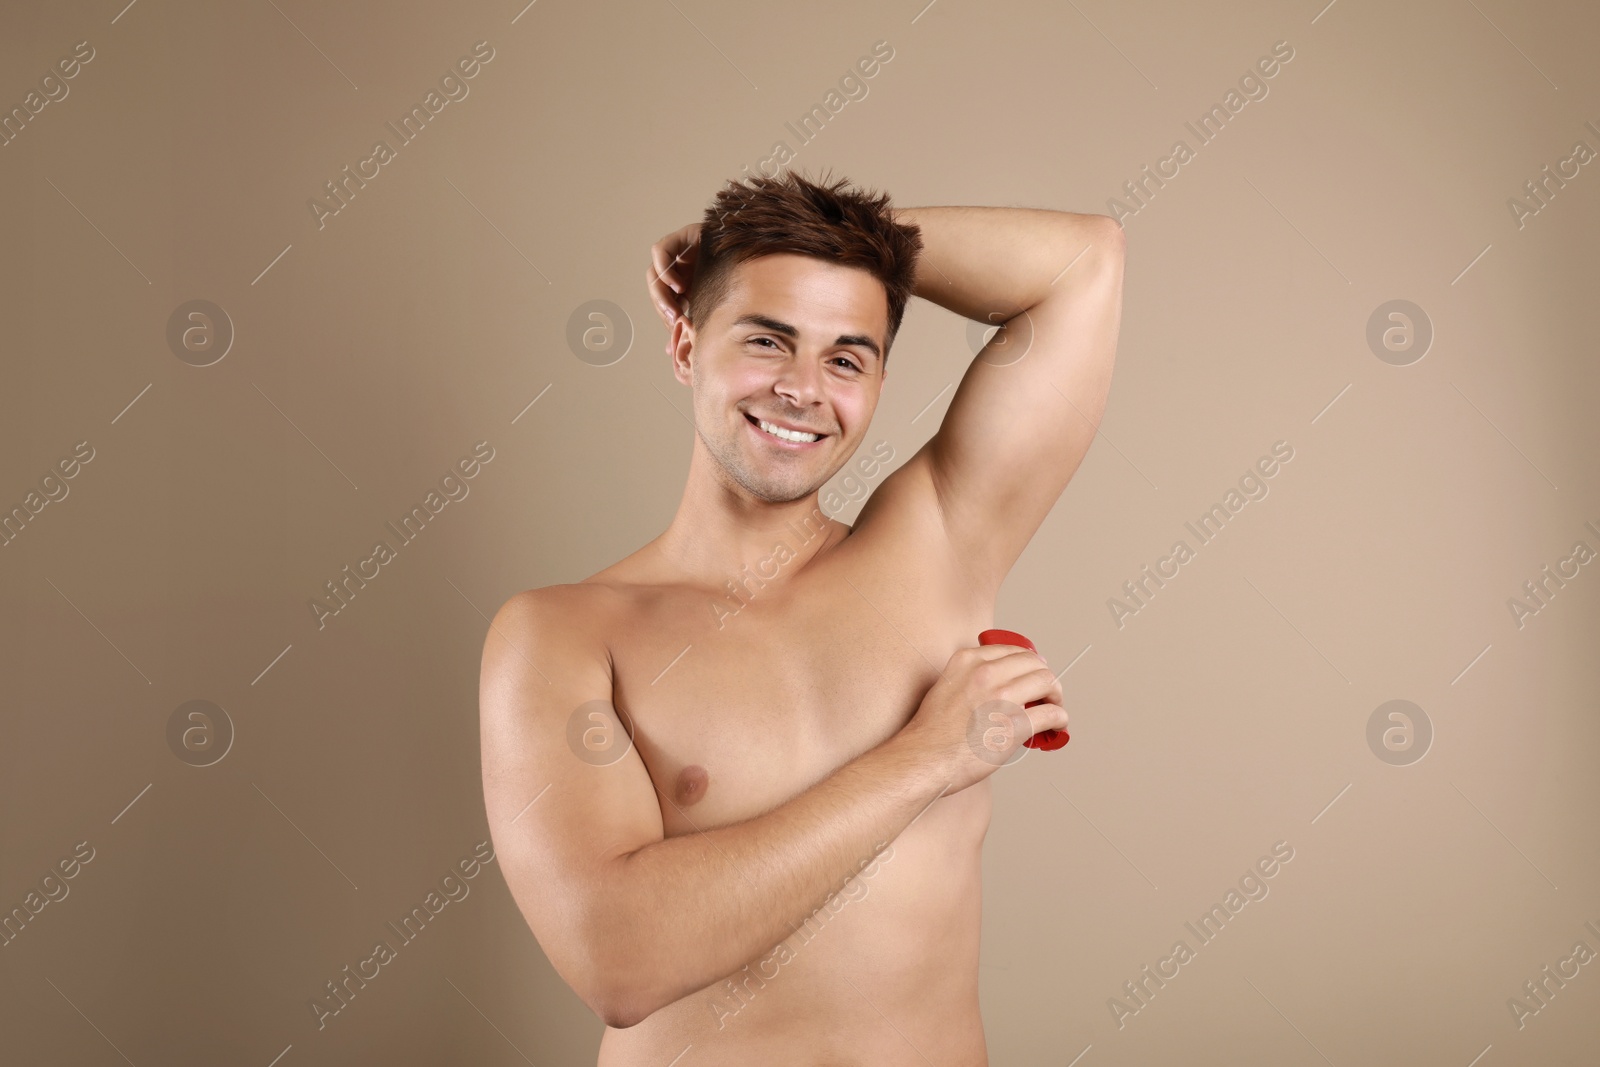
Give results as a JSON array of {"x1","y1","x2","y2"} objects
[{"x1": 673, "y1": 764, "x2": 710, "y2": 807}]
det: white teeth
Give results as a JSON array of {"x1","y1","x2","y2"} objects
[{"x1": 756, "y1": 418, "x2": 820, "y2": 443}]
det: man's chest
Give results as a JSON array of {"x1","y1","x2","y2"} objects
[{"x1": 606, "y1": 556, "x2": 984, "y2": 833}]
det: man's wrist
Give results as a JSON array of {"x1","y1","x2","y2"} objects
[{"x1": 876, "y1": 721, "x2": 957, "y2": 807}]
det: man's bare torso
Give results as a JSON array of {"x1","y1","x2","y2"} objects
[{"x1": 578, "y1": 461, "x2": 998, "y2": 1066}]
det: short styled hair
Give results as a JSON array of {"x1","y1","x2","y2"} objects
[{"x1": 686, "y1": 170, "x2": 923, "y2": 362}]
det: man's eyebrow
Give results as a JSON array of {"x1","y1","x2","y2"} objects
[{"x1": 730, "y1": 313, "x2": 882, "y2": 363}]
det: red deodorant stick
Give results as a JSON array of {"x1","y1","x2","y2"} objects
[{"x1": 978, "y1": 629, "x2": 1069, "y2": 750}]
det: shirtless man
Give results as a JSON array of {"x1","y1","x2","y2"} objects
[{"x1": 479, "y1": 171, "x2": 1125, "y2": 1065}]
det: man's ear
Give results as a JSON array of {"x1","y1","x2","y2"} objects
[{"x1": 669, "y1": 316, "x2": 695, "y2": 386}]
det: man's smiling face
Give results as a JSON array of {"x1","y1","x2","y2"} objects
[{"x1": 673, "y1": 252, "x2": 889, "y2": 504}]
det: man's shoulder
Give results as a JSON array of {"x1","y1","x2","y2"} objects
[
  {"x1": 479, "y1": 582, "x2": 622, "y2": 726},
  {"x1": 488, "y1": 580, "x2": 629, "y2": 645}
]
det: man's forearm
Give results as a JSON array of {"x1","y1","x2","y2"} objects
[
  {"x1": 892, "y1": 205, "x2": 1116, "y2": 322},
  {"x1": 589, "y1": 731, "x2": 949, "y2": 1026}
]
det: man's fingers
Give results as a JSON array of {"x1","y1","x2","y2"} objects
[
  {"x1": 963, "y1": 643, "x2": 1039, "y2": 663},
  {"x1": 1023, "y1": 702, "x2": 1069, "y2": 739},
  {"x1": 979, "y1": 643, "x2": 1043, "y2": 668},
  {"x1": 645, "y1": 267, "x2": 677, "y2": 327},
  {"x1": 1018, "y1": 665, "x2": 1063, "y2": 708}
]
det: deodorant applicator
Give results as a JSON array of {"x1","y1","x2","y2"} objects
[{"x1": 977, "y1": 629, "x2": 1069, "y2": 750}]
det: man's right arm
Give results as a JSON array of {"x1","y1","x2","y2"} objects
[{"x1": 478, "y1": 586, "x2": 1065, "y2": 1029}]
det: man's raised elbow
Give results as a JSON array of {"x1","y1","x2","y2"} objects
[
  {"x1": 1090, "y1": 213, "x2": 1125, "y2": 254},
  {"x1": 1080, "y1": 215, "x2": 1126, "y2": 287}
]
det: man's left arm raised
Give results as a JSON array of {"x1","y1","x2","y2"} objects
[{"x1": 888, "y1": 205, "x2": 1126, "y2": 593}]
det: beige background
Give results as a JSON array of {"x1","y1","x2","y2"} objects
[{"x1": 2, "y1": 0, "x2": 1597, "y2": 1064}]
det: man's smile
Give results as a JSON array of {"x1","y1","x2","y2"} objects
[{"x1": 744, "y1": 411, "x2": 830, "y2": 447}]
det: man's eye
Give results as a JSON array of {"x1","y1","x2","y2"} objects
[
  {"x1": 748, "y1": 337, "x2": 779, "y2": 349},
  {"x1": 831, "y1": 357, "x2": 862, "y2": 372}
]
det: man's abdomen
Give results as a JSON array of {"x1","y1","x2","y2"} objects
[{"x1": 597, "y1": 783, "x2": 991, "y2": 1067}]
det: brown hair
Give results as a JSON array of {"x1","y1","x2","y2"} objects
[{"x1": 686, "y1": 170, "x2": 923, "y2": 362}]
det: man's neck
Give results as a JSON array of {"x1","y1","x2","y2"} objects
[{"x1": 651, "y1": 452, "x2": 843, "y2": 592}]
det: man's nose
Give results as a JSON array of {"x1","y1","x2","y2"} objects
[{"x1": 772, "y1": 352, "x2": 824, "y2": 405}]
